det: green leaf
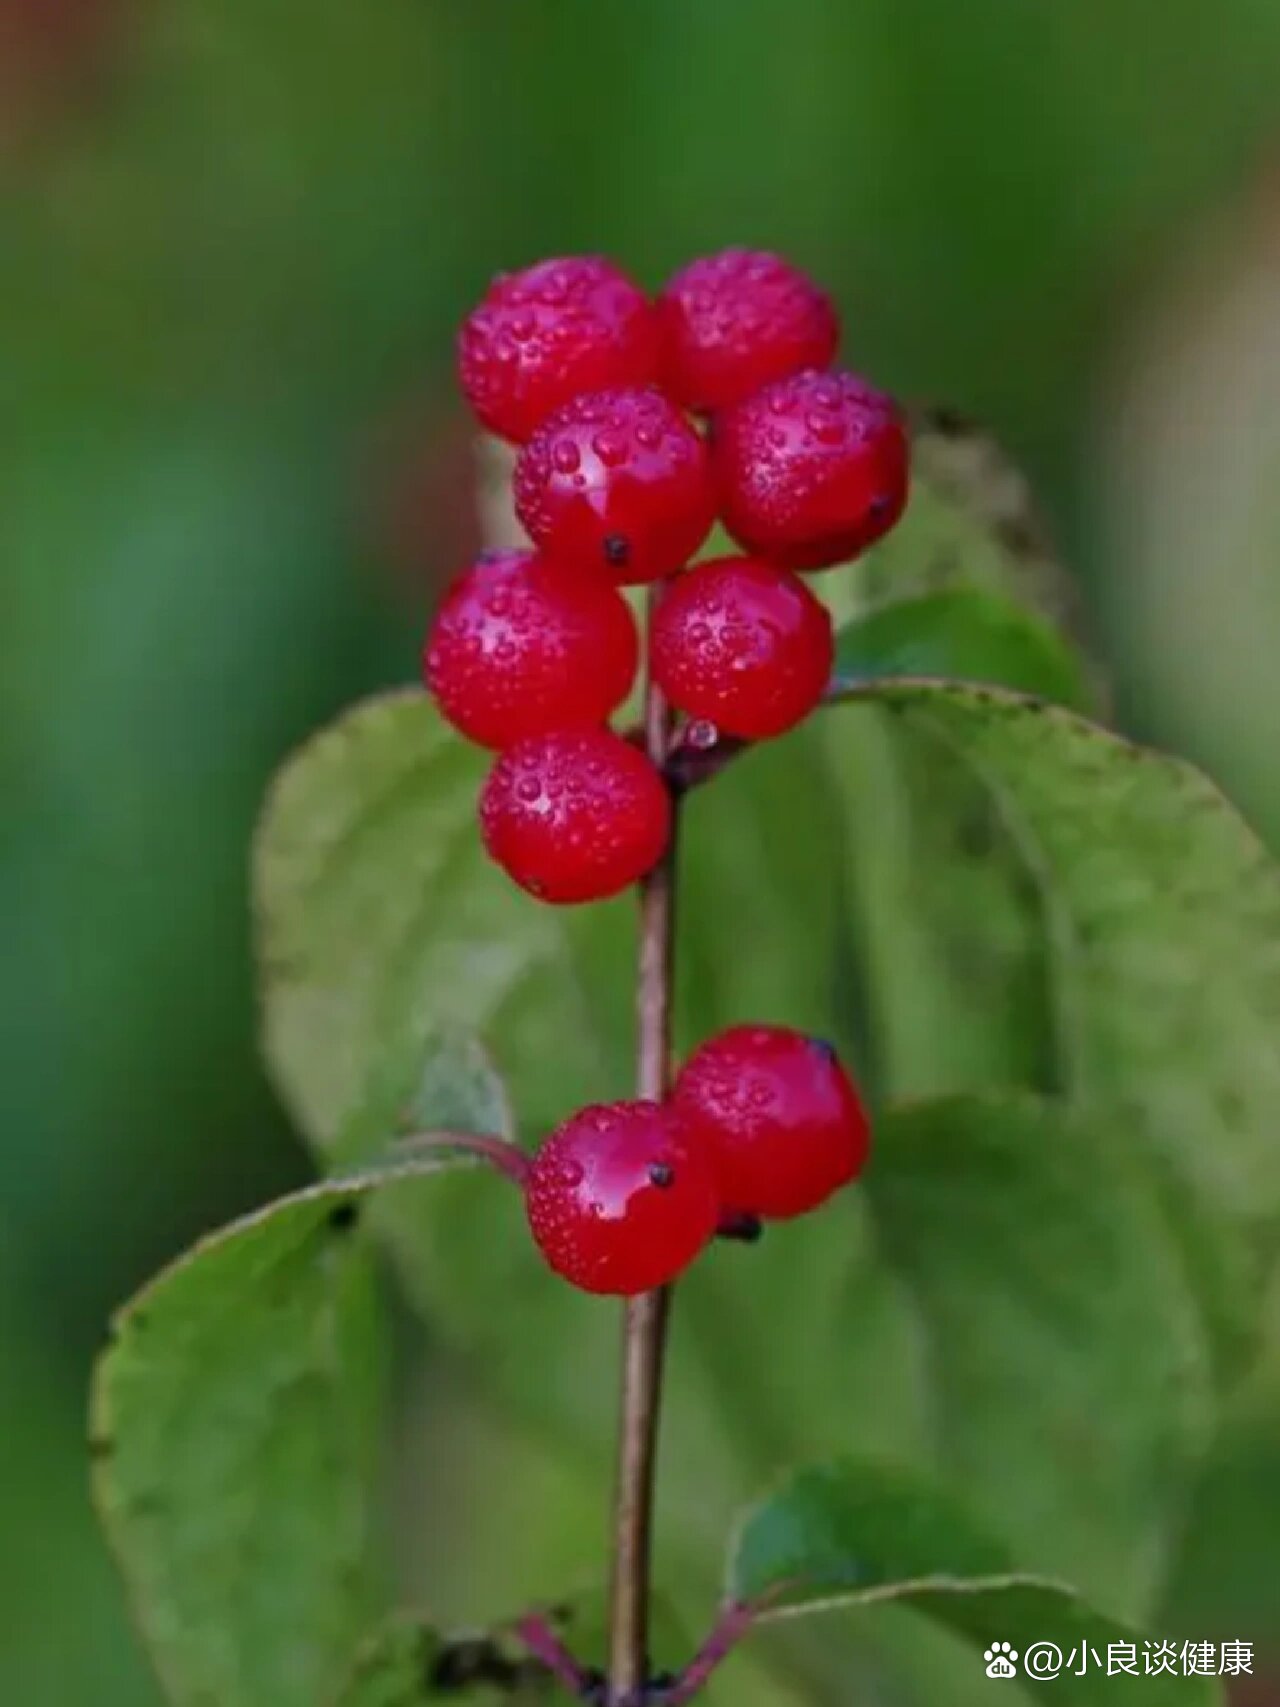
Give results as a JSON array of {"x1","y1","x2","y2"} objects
[
  {"x1": 253, "y1": 681, "x2": 1278, "y2": 1617},
  {"x1": 252, "y1": 693, "x2": 870, "y2": 1481},
  {"x1": 332, "y1": 1621, "x2": 443, "y2": 1707},
  {"x1": 815, "y1": 680, "x2": 1279, "y2": 1427},
  {"x1": 729, "y1": 1460, "x2": 1223, "y2": 1706},
  {"x1": 817, "y1": 708, "x2": 1057, "y2": 1099},
  {"x1": 677, "y1": 1091, "x2": 1214, "y2": 1614},
  {"x1": 812, "y1": 412, "x2": 1099, "y2": 1102},
  {"x1": 90, "y1": 1154, "x2": 470, "y2": 1707},
  {"x1": 834, "y1": 588, "x2": 1091, "y2": 711},
  {"x1": 254, "y1": 689, "x2": 633, "y2": 1153},
  {"x1": 828, "y1": 682, "x2": 1280, "y2": 1248},
  {"x1": 862, "y1": 1093, "x2": 1211, "y2": 1606}
]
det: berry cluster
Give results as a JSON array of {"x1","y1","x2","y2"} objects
[
  {"x1": 427, "y1": 248, "x2": 910, "y2": 905},
  {"x1": 426, "y1": 251, "x2": 899, "y2": 1292},
  {"x1": 525, "y1": 1025, "x2": 871, "y2": 1295}
]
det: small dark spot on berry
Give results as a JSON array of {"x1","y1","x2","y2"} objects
[
  {"x1": 648, "y1": 1161, "x2": 675, "y2": 1188},
  {"x1": 603, "y1": 533, "x2": 631, "y2": 567},
  {"x1": 869, "y1": 493, "x2": 894, "y2": 517},
  {"x1": 808, "y1": 1036, "x2": 839, "y2": 1064},
  {"x1": 717, "y1": 1210, "x2": 764, "y2": 1244},
  {"x1": 327, "y1": 1201, "x2": 360, "y2": 1233}
]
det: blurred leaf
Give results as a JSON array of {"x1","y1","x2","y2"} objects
[
  {"x1": 823, "y1": 683, "x2": 1280, "y2": 1266},
  {"x1": 863, "y1": 1093, "x2": 1211, "y2": 1605},
  {"x1": 834, "y1": 588, "x2": 1091, "y2": 710},
  {"x1": 818, "y1": 413, "x2": 1099, "y2": 1103},
  {"x1": 818, "y1": 681, "x2": 1280, "y2": 1425},
  {"x1": 1158, "y1": 1284, "x2": 1280, "y2": 1650},
  {"x1": 821, "y1": 706, "x2": 1057, "y2": 1099},
  {"x1": 91, "y1": 1153, "x2": 478, "y2": 1707},
  {"x1": 730, "y1": 1459, "x2": 1222, "y2": 1707}
]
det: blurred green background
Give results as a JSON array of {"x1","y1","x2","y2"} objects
[{"x1": 4, "y1": 1, "x2": 1280, "y2": 1701}]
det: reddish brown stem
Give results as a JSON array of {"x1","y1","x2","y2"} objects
[
  {"x1": 651, "y1": 1600, "x2": 761, "y2": 1706},
  {"x1": 665, "y1": 673, "x2": 874, "y2": 795},
  {"x1": 513, "y1": 1613, "x2": 597, "y2": 1698},
  {"x1": 390, "y1": 1129, "x2": 531, "y2": 1186},
  {"x1": 608, "y1": 586, "x2": 681, "y2": 1705}
]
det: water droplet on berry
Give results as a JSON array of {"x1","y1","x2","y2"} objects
[
  {"x1": 592, "y1": 429, "x2": 629, "y2": 467},
  {"x1": 807, "y1": 410, "x2": 845, "y2": 445}
]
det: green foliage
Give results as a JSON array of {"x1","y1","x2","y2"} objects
[
  {"x1": 331, "y1": 1623, "x2": 444, "y2": 1707},
  {"x1": 864, "y1": 1093, "x2": 1212, "y2": 1604},
  {"x1": 833, "y1": 588, "x2": 1089, "y2": 709},
  {"x1": 91, "y1": 1160, "x2": 458, "y2": 1707},
  {"x1": 93, "y1": 415, "x2": 1280, "y2": 1703},
  {"x1": 731, "y1": 1460, "x2": 1222, "y2": 1706}
]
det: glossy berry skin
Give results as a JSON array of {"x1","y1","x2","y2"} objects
[
  {"x1": 672, "y1": 1025, "x2": 870, "y2": 1219},
  {"x1": 424, "y1": 549, "x2": 638, "y2": 749},
  {"x1": 526, "y1": 1101, "x2": 720, "y2": 1295},
  {"x1": 657, "y1": 248, "x2": 839, "y2": 413},
  {"x1": 479, "y1": 727, "x2": 671, "y2": 904},
  {"x1": 458, "y1": 257, "x2": 660, "y2": 443},
  {"x1": 514, "y1": 386, "x2": 716, "y2": 584},
  {"x1": 712, "y1": 368, "x2": 908, "y2": 570},
  {"x1": 650, "y1": 555, "x2": 833, "y2": 739}
]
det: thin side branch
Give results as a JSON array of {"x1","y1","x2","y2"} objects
[
  {"x1": 514, "y1": 1614, "x2": 598, "y2": 1698},
  {"x1": 651, "y1": 1600, "x2": 761, "y2": 1706},
  {"x1": 391, "y1": 1130, "x2": 531, "y2": 1186},
  {"x1": 608, "y1": 585, "x2": 681, "y2": 1705}
]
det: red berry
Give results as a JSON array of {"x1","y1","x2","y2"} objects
[
  {"x1": 424, "y1": 549, "x2": 638, "y2": 749},
  {"x1": 526, "y1": 1100, "x2": 720, "y2": 1294},
  {"x1": 479, "y1": 727, "x2": 671, "y2": 904},
  {"x1": 650, "y1": 555, "x2": 833, "y2": 739},
  {"x1": 672, "y1": 1025, "x2": 870, "y2": 1219},
  {"x1": 657, "y1": 248, "x2": 839, "y2": 413},
  {"x1": 514, "y1": 386, "x2": 716, "y2": 584},
  {"x1": 457, "y1": 257, "x2": 660, "y2": 444},
  {"x1": 712, "y1": 368, "x2": 908, "y2": 570}
]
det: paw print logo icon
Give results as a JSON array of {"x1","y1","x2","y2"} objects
[{"x1": 984, "y1": 1643, "x2": 1019, "y2": 1678}]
